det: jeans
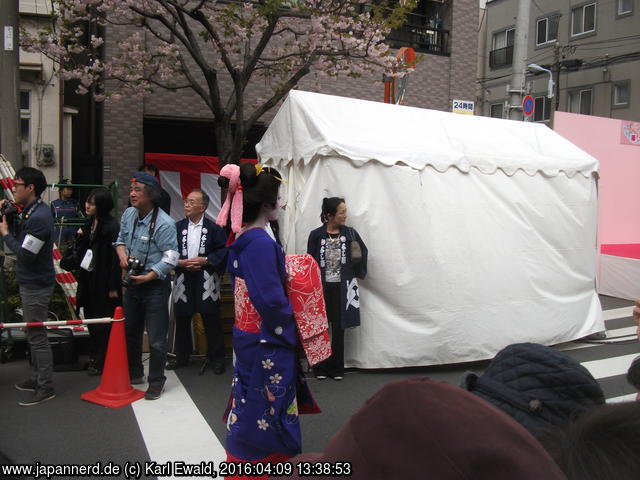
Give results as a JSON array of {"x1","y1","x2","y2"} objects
[
  {"x1": 20, "y1": 285, "x2": 55, "y2": 393},
  {"x1": 123, "y1": 279, "x2": 169, "y2": 387}
]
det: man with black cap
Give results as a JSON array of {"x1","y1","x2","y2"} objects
[
  {"x1": 114, "y1": 171, "x2": 179, "y2": 400},
  {"x1": 50, "y1": 178, "x2": 80, "y2": 246}
]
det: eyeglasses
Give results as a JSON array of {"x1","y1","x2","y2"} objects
[
  {"x1": 183, "y1": 199, "x2": 204, "y2": 206},
  {"x1": 12, "y1": 182, "x2": 26, "y2": 188}
]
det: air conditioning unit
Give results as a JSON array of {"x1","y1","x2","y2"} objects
[{"x1": 36, "y1": 144, "x2": 55, "y2": 167}]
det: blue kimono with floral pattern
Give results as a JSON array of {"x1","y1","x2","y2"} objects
[{"x1": 225, "y1": 228, "x2": 315, "y2": 461}]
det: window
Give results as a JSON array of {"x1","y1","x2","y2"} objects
[
  {"x1": 618, "y1": 0, "x2": 633, "y2": 15},
  {"x1": 569, "y1": 88, "x2": 593, "y2": 115},
  {"x1": 490, "y1": 28, "x2": 515, "y2": 68},
  {"x1": 20, "y1": 90, "x2": 31, "y2": 165},
  {"x1": 492, "y1": 28, "x2": 515, "y2": 50},
  {"x1": 534, "y1": 96, "x2": 551, "y2": 122},
  {"x1": 613, "y1": 82, "x2": 630, "y2": 106},
  {"x1": 572, "y1": 3, "x2": 597, "y2": 36},
  {"x1": 490, "y1": 103, "x2": 504, "y2": 118},
  {"x1": 536, "y1": 16, "x2": 558, "y2": 45}
]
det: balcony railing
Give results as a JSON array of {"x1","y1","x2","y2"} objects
[
  {"x1": 489, "y1": 45, "x2": 514, "y2": 69},
  {"x1": 388, "y1": 24, "x2": 450, "y2": 56}
]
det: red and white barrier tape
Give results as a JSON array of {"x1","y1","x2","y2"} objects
[{"x1": 0, "y1": 316, "x2": 117, "y2": 329}]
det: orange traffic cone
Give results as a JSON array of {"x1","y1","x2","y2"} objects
[{"x1": 81, "y1": 306, "x2": 145, "y2": 408}]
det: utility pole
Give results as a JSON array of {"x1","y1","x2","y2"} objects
[
  {"x1": 0, "y1": 0, "x2": 21, "y2": 170},
  {"x1": 508, "y1": 0, "x2": 530, "y2": 120}
]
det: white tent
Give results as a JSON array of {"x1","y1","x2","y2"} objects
[{"x1": 257, "y1": 90, "x2": 604, "y2": 368}]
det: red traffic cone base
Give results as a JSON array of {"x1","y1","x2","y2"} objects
[{"x1": 81, "y1": 307, "x2": 145, "y2": 408}]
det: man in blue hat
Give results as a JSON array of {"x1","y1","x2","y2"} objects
[{"x1": 114, "y1": 171, "x2": 179, "y2": 400}]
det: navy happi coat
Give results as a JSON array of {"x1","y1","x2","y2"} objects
[
  {"x1": 173, "y1": 216, "x2": 227, "y2": 316},
  {"x1": 307, "y1": 225, "x2": 368, "y2": 329}
]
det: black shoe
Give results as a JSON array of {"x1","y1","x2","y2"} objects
[
  {"x1": 212, "y1": 361, "x2": 226, "y2": 375},
  {"x1": 18, "y1": 390, "x2": 56, "y2": 407},
  {"x1": 315, "y1": 374, "x2": 327, "y2": 380},
  {"x1": 332, "y1": 376, "x2": 344, "y2": 381},
  {"x1": 15, "y1": 379, "x2": 37, "y2": 392},
  {"x1": 87, "y1": 366, "x2": 102, "y2": 376},
  {"x1": 145, "y1": 384, "x2": 164, "y2": 400},
  {"x1": 166, "y1": 358, "x2": 188, "y2": 370},
  {"x1": 130, "y1": 376, "x2": 145, "y2": 385}
]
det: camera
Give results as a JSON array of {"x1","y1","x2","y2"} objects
[
  {"x1": 122, "y1": 256, "x2": 145, "y2": 287},
  {"x1": 0, "y1": 201, "x2": 18, "y2": 217}
]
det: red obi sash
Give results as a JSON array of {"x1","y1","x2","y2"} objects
[{"x1": 233, "y1": 254, "x2": 331, "y2": 366}]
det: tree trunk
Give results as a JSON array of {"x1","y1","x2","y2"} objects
[{"x1": 214, "y1": 120, "x2": 244, "y2": 167}]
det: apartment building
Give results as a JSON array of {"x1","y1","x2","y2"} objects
[
  {"x1": 479, "y1": 0, "x2": 639, "y2": 123},
  {"x1": 96, "y1": 0, "x2": 478, "y2": 196}
]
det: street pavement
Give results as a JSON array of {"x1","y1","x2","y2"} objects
[{"x1": 0, "y1": 295, "x2": 637, "y2": 479}]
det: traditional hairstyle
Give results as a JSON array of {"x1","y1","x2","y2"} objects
[
  {"x1": 191, "y1": 188, "x2": 210, "y2": 209},
  {"x1": 15, "y1": 167, "x2": 47, "y2": 197},
  {"x1": 217, "y1": 162, "x2": 281, "y2": 232},
  {"x1": 87, "y1": 188, "x2": 114, "y2": 218},
  {"x1": 320, "y1": 197, "x2": 345, "y2": 223},
  {"x1": 539, "y1": 402, "x2": 640, "y2": 480},
  {"x1": 627, "y1": 356, "x2": 640, "y2": 390}
]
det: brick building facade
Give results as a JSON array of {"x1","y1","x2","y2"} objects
[{"x1": 100, "y1": 0, "x2": 478, "y2": 204}]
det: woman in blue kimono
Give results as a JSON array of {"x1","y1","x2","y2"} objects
[
  {"x1": 217, "y1": 163, "x2": 317, "y2": 471},
  {"x1": 307, "y1": 197, "x2": 368, "y2": 380}
]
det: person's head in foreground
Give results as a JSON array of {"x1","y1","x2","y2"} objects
[
  {"x1": 462, "y1": 343, "x2": 605, "y2": 437},
  {"x1": 539, "y1": 401, "x2": 640, "y2": 480},
  {"x1": 273, "y1": 377, "x2": 566, "y2": 480},
  {"x1": 627, "y1": 356, "x2": 640, "y2": 401}
]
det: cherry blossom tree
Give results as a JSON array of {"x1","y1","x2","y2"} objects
[{"x1": 24, "y1": 0, "x2": 416, "y2": 164}]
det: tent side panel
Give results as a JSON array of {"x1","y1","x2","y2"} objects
[{"x1": 273, "y1": 157, "x2": 603, "y2": 367}]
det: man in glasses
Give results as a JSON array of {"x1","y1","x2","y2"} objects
[
  {"x1": 0, "y1": 167, "x2": 56, "y2": 406},
  {"x1": 170, "y1": 189, "x2": 228, "y2": 373}
]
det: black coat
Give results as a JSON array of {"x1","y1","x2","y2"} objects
[
  {"x1": 307, "y1": 225, "x2": 368, "y2": 329},
  {"x1": 75, "y1": 215, "x2": 122, "y2": 317}
]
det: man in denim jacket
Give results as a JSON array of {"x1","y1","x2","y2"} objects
[{"x1": 114, "y1": 172, "x2": 178, "y2": 400}]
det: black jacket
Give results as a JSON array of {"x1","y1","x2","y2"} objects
[
  {"x1": 463, "y1": 342, "x2": 605, "y2": 437},
  {"x1": 3, "y1": 198, "x2": 55, "y2": 288},
  {"x1": 75, "y1": 215, "x2": 122, "y2": 317}
]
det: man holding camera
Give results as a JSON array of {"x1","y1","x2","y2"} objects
[
  {"x1": 114, "y1": 172, "x2": 178, "y2": 400},
  {"x1": 170, "y1": 189, "x2": 227, "y2": 373},
  {"x1": 0, "y1": 167, "x2": 56, "y2": 406}
]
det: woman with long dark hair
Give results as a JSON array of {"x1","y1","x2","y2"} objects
[
  {"x1": 217, "y1": 163, "x2": 316, "y2": 473},
  {"x1": 75, "y1": 188, "x2": 121, "y2": 375},
  {"x1": 307, "y1": 197, "x2": 368, "y2": 380}
]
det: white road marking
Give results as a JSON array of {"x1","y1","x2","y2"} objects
[
  {"x1": 607, "y1": 393, "x2": 637, "y2": 403},
  {"x1": 603, "y1": 306, "x2": 633, "y2": 321},
  {"x1": 132, "y1": 370, "x2": 226, "y2": 479},
  {"x1": 555, "y1": 326, "x2": 638, "y2": 351},
  {"x1": 580, "y1": 353, "x2": 640, "y2": 380}
]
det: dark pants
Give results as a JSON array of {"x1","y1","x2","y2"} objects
[
  {"x1": 174, "y1": 311, "x2": 225, "y2": 364},
  {"x1": 123, "y1": 279, "x2": 169, "y2": 387},
  {"x1": 85, "y1": 304, "x2": 113, "y2": 371},
  {"x1": 21, "y1": 285, "x2": 55, "y2": 393},
  {"x1": 313, "y1": 283, "x2": 344, "y2": 377}
]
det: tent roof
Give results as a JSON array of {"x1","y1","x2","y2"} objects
[{"x1": 256, "y1": 90, "x2": 599, "y2": 177}]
